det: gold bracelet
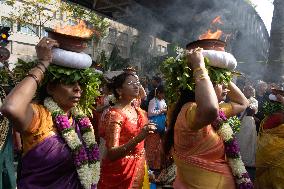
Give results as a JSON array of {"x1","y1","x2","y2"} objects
[
  {"x1": 26, "y1": 73, "x2": 40, "y2": 87},
  {"x1": 29, "y1": 67, "x2": 44, "y2": 80},
  {"x1": 38, "y1": 61, "x2": 48, "y2": 71},
  {"x1": 195, "y1": 75, "x2": 209, "y2": 83},
  {"x1": 35, "y1": 65, "x2": 45, "y2": 75},
  {"x1": 195, "y1": 73, "x2": 207, "y2": 79},
  {"x1": 193, "y1": 67, "x2": 207, "y2": 75},
  {"x1": 195, "y1": 72, "x2": 209, "y2": 81}
]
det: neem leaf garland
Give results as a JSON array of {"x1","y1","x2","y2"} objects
[{"x1": 160, "y1": 51, "x2": 233, "y2": 104}]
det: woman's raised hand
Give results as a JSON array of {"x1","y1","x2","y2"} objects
[
  {"x1": 186, "y1": 47, "x2": 205, "y2": 70},
  {"x1": 35, "y1": 37, "x2": 59, "y2": 66}
]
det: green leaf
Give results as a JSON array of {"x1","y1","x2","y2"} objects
[{"x1": 161, "y1": 50, "x2": 234, "y2": 104}]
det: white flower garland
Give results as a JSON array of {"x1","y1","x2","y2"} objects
[
  {"x1": 213, "y1": 111, "x2": 253, "y2": 188},
  {"x1": 44, "y1": 97, "x2": 100, "y2": 189}
]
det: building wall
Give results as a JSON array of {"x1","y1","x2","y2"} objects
[
  {"x1": 0, "y1": 0, "x2": 169, "y2": 70},
  {"x1": 229, "y1": 0, "x2": 270, "y2": 78},
  {"x1": 265, "y1": 0, "x2": 284, "y2": 81}
]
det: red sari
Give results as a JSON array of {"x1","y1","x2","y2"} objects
[{"x1": 98, "y1": 106, "x2": 148, "y2": 189}]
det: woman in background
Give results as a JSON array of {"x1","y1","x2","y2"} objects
[
  {"x1": 236, "y1": 85, "x2": 258, "y2": 181},
  {"x1": 255, "y1": 89, "x2": 284, "y2": 188},
  {"x1": 145, "y1": 85, "x2": 167, "y2": 174},
  {"x1": 98, "y1": 72, "x2": 156, "y2": 189}
]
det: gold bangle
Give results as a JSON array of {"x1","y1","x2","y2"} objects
[
  {"x1": 195, "y1": 73, "x2": 207, "y2": 79},
  {"x1": 195, "y1": 75, "x2": 209, "y2": 83},
  {"x1": 38, "y1": 61, "x2": 48, "y2": 71},
  {"x1": 35, "y1": 65, "x2": 45, "y2": 75},
  {"x1": 193, "y1": 67, "x2": 207, "y2": 75},
  {"x1": 26, "y1": 73, "x2": 40, "y2": 87}
]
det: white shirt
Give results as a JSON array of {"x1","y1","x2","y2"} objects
[
  {"x1": 248, "y1": 97, "x2": 258, "y2": 113},
  {"x1": 148, "y1": 97, "x2": 167, "y2": 117}
]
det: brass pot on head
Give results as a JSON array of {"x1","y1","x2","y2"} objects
[
  {"x1": 46, "y1": 29, "x2": 89, "y2": 53},
  {"x1": 186, "y1": 39, "x2": 226, "y2": 51}
]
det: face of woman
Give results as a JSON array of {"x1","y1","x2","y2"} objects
[
  {"x1": 214, "y1": 84, "x2": 228, "y2": 102},
  {"x1": 117, "y1": 75, "x2": 140, "y2": 100},
  {"x1": 48, "y1": 82, "x2": 82, "y2": 111}
]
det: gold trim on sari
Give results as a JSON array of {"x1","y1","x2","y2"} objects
[{"x1": 256, "y1": 124, "x2": 284, "y2": 188}]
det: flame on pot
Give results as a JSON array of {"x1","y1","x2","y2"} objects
[
  {"x1": 54, "y1": 20, "x2": 94, "y2": 38},
  {"x1": 199, "y1": 29, "x2": 223, "y2": 40},
  {"x1": 211, "y1": 16, "x2": 223, "y2": 25},
  {"x1": 199, "y1": 16, "x2": 223, "y2": 40}
]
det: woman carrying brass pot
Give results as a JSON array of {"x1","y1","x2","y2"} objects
[
  {"x1": 1, "y1": 37, "x2": 101, "y2": 189},
  {"x1": 163, "y1": 46, "x2": 251, "y2": 189}
]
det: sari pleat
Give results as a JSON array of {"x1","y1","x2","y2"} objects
[{"x1": 172, "y1": 103, "x2": 235, "y2": 189}]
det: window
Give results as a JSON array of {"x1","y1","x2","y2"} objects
[
  {"x1": 157, "y1": 45, "x2": 162, "y2": 52},
  {"x1": 0, "y1": 17, "x2": 13, "y2": 30},
  {"x1": 107, "y1": 43, "x2": 114, "y2": 52},
  {"x1": 41, "y1": 28, "x2": 48, "y2": 37},
  {"x1": 109, "y1": 28, "x2": 117, "y2": 38},
  {"x1": 118, "y1": 45, "x2": 127, "y2": 57},
  {"x1": 17, "y1": 24, "x2": 39, "y2": 36},
  {"x1": 118, "y1": 32, "x2": 128, "y2": 42},
  {"x1": 67, "y1": 19, "x2": 77, "y2": 26},
  {"x1": 133, "y1": 35, "x2": 138, "y2": 43},
  {"x1": 161, "y1": 46, "x2": 167, "y2": 53},
  {"x1": 157, "y1": 45, "x2": 167, "y2": 53},
  {"x1": 53, "y1": 11, "x2": 63, "y2": 20},
  {"x1": 108, "y1": 28, "x2": 117, "y2": 44}
]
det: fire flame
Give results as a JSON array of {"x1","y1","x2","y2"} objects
[
  {"x1": 211, "y1": 16, "x2": 223, "y2": 25},
  {"x1": 54, "y1": 20, "x2": 94, "y2": 38},
  {"x1": 199, "y1": 16, "x2": 224, "y2": 40},
  {"x1": 199, "y1": 29, "x2": 223, "y2": 40}
]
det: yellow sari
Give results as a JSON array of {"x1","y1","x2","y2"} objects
[
  {"x1": 172, "y1": 103, "x2": 235, "y2": 189},
  {"x1": 256, "y1": 123, "x2": 284, "y2": 189}
]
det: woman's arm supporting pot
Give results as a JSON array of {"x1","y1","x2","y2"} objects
[
  {"x1": 186, "y1": 49, "x2": 219, "y2": 131},
  {"x1": 0, "y1": 37, "x2": 58, "y2": 132}
]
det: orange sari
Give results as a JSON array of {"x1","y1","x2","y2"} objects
[
  {"x1": 173, "y1": 103, "x2": 235, "y2": 189},
  {"x1": 98, "y1": 106, "x2": 148, "y2": 189}
]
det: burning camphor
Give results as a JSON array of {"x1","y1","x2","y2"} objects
[
  {"x1": 54, "y1": 20, "x2": 94, "y2": 38},
  {"x1": 199, "y1": 16, "x2": 231, "y2": 41}
]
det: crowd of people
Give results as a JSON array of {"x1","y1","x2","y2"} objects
[{"x1": 0, "y1": 37, "x2": 284, "y2": 189}]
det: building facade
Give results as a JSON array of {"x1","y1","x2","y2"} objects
[
  {"x1": 0, "y1": 0, "x2": 168, "y2": 72},
  {"x1": 265, "y1": 0, "x2": 284, "y2": 82},
  {"x1": 229, "y1": 0, "x2": 270, "y2": 79}
]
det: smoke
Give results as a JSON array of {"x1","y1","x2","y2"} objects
[{"x1": 113, "y1": 0, "x2": 269, "y2": 80}]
